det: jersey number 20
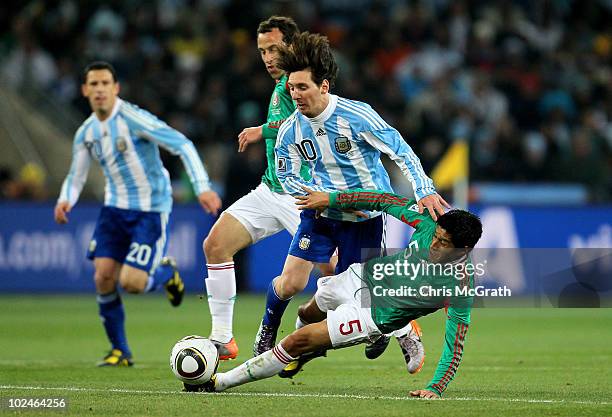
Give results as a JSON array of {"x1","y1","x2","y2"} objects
[{"x1": 126, "y1": 243, "x2": 152, "y2": 266}]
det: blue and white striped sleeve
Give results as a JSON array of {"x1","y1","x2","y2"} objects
[
  {"x1": 122, "y1": 105, "x2": 211, "y2": 194},
  {"x1": 361, "y1": 128, "x2": 436, "y2": 201},
  {"x1": 58, "y1": 130, "x2": 91, "y2": 207},
  {"x1": 274, "y1": 122, "x2": 333, "y2": 196}
]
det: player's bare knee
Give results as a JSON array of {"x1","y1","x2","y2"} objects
[
  {"x1": 94, "y1": 272, "x2": 115, "y2": 293},
  {"x1": 203, "y1": 233, "x2": 231, "y2": 262},
  {"x1": 277, "y1": 274, "x2": 308, "y2": 299},
  {"x1": 298, "y1": 300, "x2": 324, "y2": 323}
]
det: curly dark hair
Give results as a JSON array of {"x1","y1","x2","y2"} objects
[
  {"x1": 437, "y1": 209, "x2": 483, "y2": 249},
  {"x1": 257, "y1": 16, "x2": 300, "y2": 45},
  {"x1": 277, "y1": 31, "x2": 338, "y2": 88}
]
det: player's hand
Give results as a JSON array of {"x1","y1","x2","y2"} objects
[
  {"x1": 238, "y1": 126, "x2": 263, "y2": 152},
  {"x1": 417, "y1": 193, "x2": 451, "y2": 221},
  {"x1": 54, "y1": 201, "x2": 71, "y2": 224},
  {"x1": 295, "y1": 186, "x2": 330, "y2": 210},
  {"x1": 409, "y1": 389, "x2": 440, "y2": 399},
  {"x1": 197, "y1": 191, "x2": 222, "y2": 216}
]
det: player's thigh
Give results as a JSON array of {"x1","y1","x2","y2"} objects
[
  {"x1": 276, "y1": 255, "x2": 315, "y2": 297},
  {"x1": 336, "y1": 216, "x2": 384, "y2": 273},
  {"x1": 93, "y1": 257, "x2": 121, "y2": 292},
  {"x1": 87, "y1": 207, "x2": 131, "y2": 264},
  {"x1": 122, "y1": 211, "x2": 169, "y2": 285},
  {"x1": 326, "y1": 303, "x2": 382, "y2": 349},
  {"x1": 281, "y1": 321, "x2": 333, "y2": 357},
  {"x1": 223, "y1": 184, "x2": 289, "y2": 244},
  {"x1": 204, "y1": 212, "x2": 253, "y2": 260},
  {"x1": 288, "y1": 209, "x2": 336, "y2": 265},
  {"x1": 314, "y1": 263, "x2": 364, "y2": 312}
]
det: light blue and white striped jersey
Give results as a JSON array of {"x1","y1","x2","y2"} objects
[
  {"x1": 275, "y1": 94, "x2": 435, "y2": 222},
  {"x1": 58, "y1": 98, "x2": 211, "y2": 213}
]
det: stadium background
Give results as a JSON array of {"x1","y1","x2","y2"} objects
[{"x1": 0, "y1": 0, "x2": 610, "y2": 293}]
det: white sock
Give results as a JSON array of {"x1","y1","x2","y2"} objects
[
  {"x1": 215, "y1": 344, "x2": 295, "y2": 391},
  {"x1": 392, "y1": 321, "x2": 413, "y2": 338},
  {"x1": 295, "y1": 316, "x2": 308, "y2": 329},
  {"x1": 205, "y1": 262, "x2": 236, "y2": 343}
]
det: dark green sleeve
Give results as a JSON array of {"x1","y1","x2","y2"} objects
[
  {"x1": 425, "y1": 306, "x2": 471, "y2": 396},
  {"x1": 329, "y1": 189, "x2": 432, "y2": 229},
  {"x1": 261, "y1": 77, "x2": 295, "y2": 142}
]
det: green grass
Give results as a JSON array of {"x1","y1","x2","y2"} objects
[{"x1": 1, "y1": 294, "x2": 611, "y2": 416}]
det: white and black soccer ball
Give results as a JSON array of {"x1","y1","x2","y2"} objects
[{"x1": 170, "y1": 335, "x2": 219, "y2": 386}]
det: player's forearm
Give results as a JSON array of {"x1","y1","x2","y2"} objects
[
  {"x1": 177, "y1": 143, "x2": 212, "y2": 194},
  {"x1": 329, "y1": 189, "x2": 414, "y2": 213},
  {"x1": 426, "y1": 320, "x2": 469, "y2": 396}
]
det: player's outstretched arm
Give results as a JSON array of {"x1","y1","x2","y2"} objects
[{"x1": 424, "y1": 307, "x2": 470, "y2": 397}]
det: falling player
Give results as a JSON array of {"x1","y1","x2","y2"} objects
[{"x1": 189, "y1": 187, "x2": 482, "y2": 398}]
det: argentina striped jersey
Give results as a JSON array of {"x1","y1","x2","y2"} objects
[
  {"x1": 274, "y1": 94, "x2": 435, "y2": 222},
  {"x1": 58, "y1": 98, "x2": 211, "y2": 213}
]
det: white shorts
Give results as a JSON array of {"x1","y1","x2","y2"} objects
[
  {"x1": 224, "y1": 183, "x2": 300, "y2": 243},
  {"x1": 314, "y1": 264, "x2": 382, "y2": 348}
]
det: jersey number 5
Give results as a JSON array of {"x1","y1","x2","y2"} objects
[{"x1": 339, "y1": 319, "x2": 362, "y2": 335}]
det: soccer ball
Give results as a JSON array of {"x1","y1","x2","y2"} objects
[{"x1": 170, "y1": 335, "x2": 219, "y2": 386}]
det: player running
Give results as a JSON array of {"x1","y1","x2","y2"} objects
[
  {"x1": 54, "y1": 61, "x2": 221, "y2": 367},
  {"x1": 254, "y1": 31, "x2": 449, "y2": 364},
  {"x1": 188, "y1": 187, "x2": 482, "y2": 398},
  {"x1": 202, "y1": 16, "x2": 335, "y2": 361}
]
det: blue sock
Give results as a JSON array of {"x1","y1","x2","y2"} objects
[
  {"x1": 262, "y1": 279, "x2": 291, "y2": 327},
  {"x1": 97, "y1": 291, "x2": 131, "y2": 357},
  {"x1": 145, "y1": 262, "x2": 174, "y2": 292}
]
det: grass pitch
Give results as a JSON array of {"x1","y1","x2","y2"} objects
[{"x1": 1, "y1": 294, "x2": 611, "y2": 416}]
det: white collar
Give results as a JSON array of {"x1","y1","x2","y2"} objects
[{"x1": 305, "y1": 94, "x2": 337, "y2": 123}]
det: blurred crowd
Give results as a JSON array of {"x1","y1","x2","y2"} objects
[{"x1": 1, "y1": 0, "x2": 610, "y2": 202}]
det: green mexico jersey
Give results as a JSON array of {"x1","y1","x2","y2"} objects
[
  {"x1": 261, "y1": 74, "x2": 310, "y2": 192},
  {"x1": 329, "y1": 189, "x2": 473, "y2": 396}
]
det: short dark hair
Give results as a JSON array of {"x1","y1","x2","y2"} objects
[
  {"x1": 437, "y1": 209, "x2": 483, "y2": 249},
  {"x1": 82, "y1": 61, "x2": 117, "y2": 84},
  {"x1": 257, "y1": 16, "x2": 299, "y2": 45},
  {"x1": 277, "y1": 32, "x2": 338, "y2": 88}
]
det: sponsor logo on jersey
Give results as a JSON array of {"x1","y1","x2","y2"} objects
[
  {"x1": 277, "y1": 157, "x2": 287, "y2": 172},
  {"x1": 272, "y1": 92, "x2": 279, "y2": 107},
  {"x1": 315, "y1": 128, "x2": 326, "y2": 137},
  {"x1": 298, "y1": 235, "x2": 311, "y2": 250},
  {"x1": 334, "y1": 136, "x2": 352, "y2": 154},
  {"x1": 116, "y1": 137, "x2": 128, "y2": 153}
]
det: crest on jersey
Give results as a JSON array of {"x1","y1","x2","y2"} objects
[
  {"x1": 272, "y1": 92, "x2": 279, "y2": 107},
  {"x1": 116, "y1": 137, "x2": 127, "y2": 153},
  {"x1": 277, "y1": 157, "x2": 287, "y2": 172},
  {"x1": 89, "y1": 239, "x2": 97, "y2": 253},
  {"x1": 298, "y1": 235, "x2": 311, "y2": 250},
  {"x1": 334, "y1": 136, "x2": 351, "y2": 154}
]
